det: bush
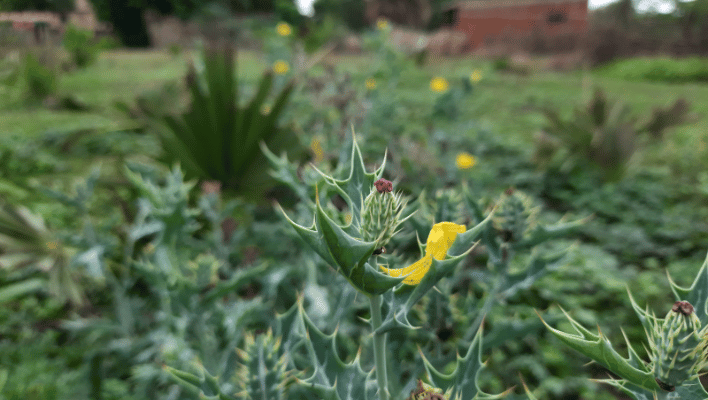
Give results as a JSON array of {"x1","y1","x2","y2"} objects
[
  {"x1": 156, "y1": 44, "x2": 299, "y2": 200},
  {"x1": 63, "y1": 25, "x2": 100, "y2": 68},
  {"x1": 595, "y1": 57, "x2": 708, "y2": 83},
  {"x1": 22, "y1": 52, "x2": 57, "y2": 101}
]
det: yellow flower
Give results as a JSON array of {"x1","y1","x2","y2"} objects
[
  {"x1": 46, "y1": 241, "x2": 58, "y2": 250},
  {"x1": 273, "y1": 60, "x2": 289, "y2": 75},
  {"x1": 470, "y1": 69, "x2": 482, "y2": 83},
  {"x1": 376, "y1": 18, "x2": 389, "y2": 30},
  {"x1": 430, "y1": 77, "x2": 449, "y2": 93},
  {"x1": 276, "y1": 22, "x2": 292, "y2": 37},
  {"x1": 381, "y1": 222, "x2": 465, "y2": 285},
  {"x1": 310, "y1": 138, "x2": 324, "y2": 163},
  {"x1": 455, "y1": 152, "x2": 476, "y2": 169},
  {"x1": 365, "y1": 78, "x2": 377, "y2": 90},
  {"x1": 261, "y1": 104, "x2": 271, "y2": 115}
]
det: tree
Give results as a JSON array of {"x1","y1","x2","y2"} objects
[{"x1": 0, "y1": 0, "x2": 74, "y2": 16}]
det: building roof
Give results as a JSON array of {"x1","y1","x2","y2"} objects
[{"x1": 446, "y1": 0, "x2": 586, "y2": 10}]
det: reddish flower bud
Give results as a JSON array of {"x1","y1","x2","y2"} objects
[
  {"x1": 672, "y1": 301, "x2": 694, "y2": 316},
  {"x1": 374, "y1": 178, "x2": 393, "y2": 193}
]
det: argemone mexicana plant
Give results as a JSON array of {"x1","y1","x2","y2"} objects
[
  {"x1": 541, "y1": 252, "x2": 708, "y2": 399},
  {"x1": 278, "y1": 133, "x2": 509, "y2": 400}
]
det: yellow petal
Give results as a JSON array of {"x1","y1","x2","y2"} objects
[
  {"x1": 425, "y1": 222, "x2": 466, "y2": 260},
  {"x1": 380, "y1": 255, "x2": 432, "y2": 285}
]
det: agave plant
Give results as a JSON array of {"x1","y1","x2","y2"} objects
[
  {"x1": 533, "y1": 89, "x2": 693, "y2": 182},
  {"x1": 0, "y1": 202, "x2": 81, "y2": 304},
  {"x1": 158, "y1": 44, "x2": 298, "y2": 199}
]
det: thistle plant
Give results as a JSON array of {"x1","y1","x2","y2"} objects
[
  {"x1": 277, "y1": 134, "x2": 506, "y2": 400},
  {"x1": 236, "y1": 330, "x2": 290, "y2": 400},
  {"x1": 542, "y1": 252, "x2": 708, "y2": 399}
]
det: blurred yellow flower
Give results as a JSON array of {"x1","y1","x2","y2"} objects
[
  {"x1": 470, "y1": 69, "x2": 482, "y2": 83},
  {"x1": 455, "y1": 152, "x2": 476, "y2": 169},
  {"x1": 273, "y1": 60, "x2": 289, "y2": 75},
  {"x1": 381, "y1": 222, "x2": 465, "y2": 285},
  {"x1": 310, "y1": 138, "x2": 324, "y2": 163},
  {"x1": 430, "y1": 77, "x2": 449, "y2": 93},
  {"x1": 261, "y1": 104, "x2": 271, "y2": 115},
  {"x1": 376, "y1": 18, "x2": 389, "y2": 30},
  {"x1": 365, "y1": 78, "x2": 377, "y2": 90},
  {"x1": 276, "y1": 22, "x2": 292, "y2": 37},
  {"x1": 46, "y1": 241, "x2": 58, "y2": 250}
]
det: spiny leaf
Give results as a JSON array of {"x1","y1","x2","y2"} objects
[
  {"x1": 279, "y1": 200, "x2": 403, "y2": 296},
  {"x1": 667, "y1": 251, "x2": 708, "y2": 325},
  {"x1": 539, "y1": 307, "x2": 661, "y2": 392},
  {"x1": 422, "y1": 324, "x2": 510, "y2": 399},
  {"x1": 498, "y1": 249, "x2": 568, "y2": 298},
  {"x1": 281, "y1": 301, "x2": 377, "y2": 400},
  {"x1": 600, "y1": 376, "x2": 708, "y2": 400},
  {"x1": 312, "y1": 132, "x2": 385, "y2": 228}
]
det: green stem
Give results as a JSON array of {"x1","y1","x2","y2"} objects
[{"x1": 370, "y1": 294, "x2": 390, "y2": 400}]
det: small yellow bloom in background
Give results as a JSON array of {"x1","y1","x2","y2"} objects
[
  {"x1": 365, "y1": 78, "x2": 377, "y2": 90},
  {"x1": 46, "y1": 241, "x2": 59, "y2": 250},
  {"x1": 430, "y1": 77, "x2": 449, "y2": 93},
  {"x1": 381, "y1": 222, "x2": 466, "y2": 285},
  {"x1": 261, "y1": 104, "x2": 271, "y2": 115},
  {"x1": 376, "y1": 18, "x2": 389, "y2": 30},
  {"x1": 310, "y1": 138, "x2": 324, "y2": 163},
  {"x1": 273, "y1": 60, "x2": 289, "y2": 75},
  {"x1": 455, "y1": 152, "x2": 476, "y2": 169},
  {"x1": 276, "y1": 22, "x2": 292, "y2": 37},
  {"x1": 470, "y1": 69, "x2": 483, "y2": 83}
]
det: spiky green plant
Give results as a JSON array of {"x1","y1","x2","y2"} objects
[
  {"x1": 158, "y1": 43, "x2": 297, "y2": 199},
  {"x1": 491, "y1": 188, "x2": 538, "y2": 243},
  {"x1": 650, "y1": 301, "x2": 708, "y2": 391},
  {"x1": 360, "y1": 178, "x2": 410, "y2": 249},
  {"x1": 236, "y1": 330, "x2": 291, "y2": 400},
  {"x1": 534, "y1": 89, "x2": 694, "y2": 182},
  {"x1": 0, "y1": 202, "x2": 82, "y2": 304},
  {"x1": 542, "y1": 252, "x2": 708, "y2": 399}
]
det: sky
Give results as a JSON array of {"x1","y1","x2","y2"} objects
[{"x1": 294, "y1": 0, "x2": 678, "y2": 16}]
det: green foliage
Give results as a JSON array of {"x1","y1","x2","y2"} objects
[
  {"x1": 423, "y1": 326, "x2": 509, "y2": 400},
  {"x1": 22, "y1": 52, "x2": 57, "y2": 101},
  {"x1": 313, "y1": 0, "x2": 368, "y2": 31},
  {"x1": 543, "y1": 253, "x2": 708, "y2": 399},
  {"x1": 0, "y1": 51, "x2": 20, "y2": 88},
  {"x1": 0, "y1": 0, "x2": 73, "y2": 13},
  {"x1": 433, "y1": 77, "x2": 475, "y2": 121},
  {"x1": 237, "y1": 330, "x2": 291, "y2": 400},
  {"x1": 533, "y1": 89, "x2": 692, "y2": 181},
  {"x1": 63, "y1": 24, "x2": 100, "y2": 68},
  {"x1": 0, "y1": 201, "x2": 84, "y2": 304},
  {"x1": 280, "y1": 137, "x2": 408, "y2": 296},
  {"x1": 596, "y1": 57, "x2": 708, "y2": 83},
  {"x1": 158, "y1": 44, "x2": 297, "y2": 199}
]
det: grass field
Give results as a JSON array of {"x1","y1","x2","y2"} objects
[{"x1": 3, "y1": 49, "x2": 708, "y2": 156}]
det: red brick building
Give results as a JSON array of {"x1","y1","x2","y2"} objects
[{"x1": 443, "y1": 0, "x2": 588, "y2": 52}]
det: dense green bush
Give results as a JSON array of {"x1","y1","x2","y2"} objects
[
  {"x1": 155, "y1": 44, "x2": 300, "y2": 200},
  {"x1": 22, "y1": 52, "x2": 57, "y2": 101},
  {"x1": 595, "y1": 57, "x2": 708, "y2": 83},
  {"x1": 63, "y1": 24, "x2": 100, "y2": 69}
]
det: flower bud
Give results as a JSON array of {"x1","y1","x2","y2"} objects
[
  {"x1": 360, "y1": 178, "x2": 406, "y2": 249},
  {"x1": 652, "y1": 300, "x2": 708, "y2": 391},
  {"x1": 492, "y1": 188, "x2": 537, "y2": 242},
  {"x1": 406, "y1": 380, "x2": 452, "y2": 400}
]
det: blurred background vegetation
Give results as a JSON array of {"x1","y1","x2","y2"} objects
[{"x1": 1, "y1": 0, "x2": 708, "y2": 399}]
